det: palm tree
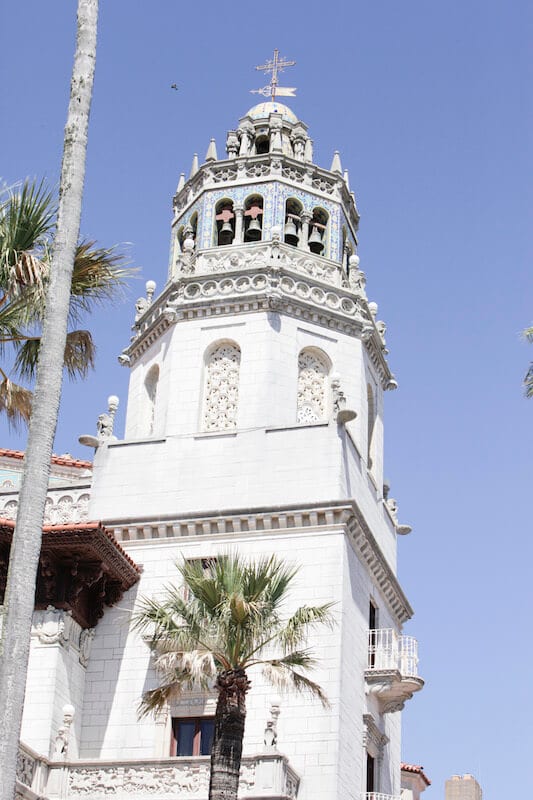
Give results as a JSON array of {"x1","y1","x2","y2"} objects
[
  {"x1": 133, "y1": 554, "x2": 333, "y2": 800},
  {"x1": 524, "y1": 326, "x2": 533, "y2": 398},
  {"x1": 0, "y1": 178, "x2": 131, "y2": 425},
  {"x1": 0, "y1": 2, "x2": 101, "y2": 797}
]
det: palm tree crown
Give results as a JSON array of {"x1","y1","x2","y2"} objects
[
  {"x1": 133, "y1": 554, "x2": 333, "y2": 800},
  {"x1": 0, "y1": 179, "x2": 132, "y2": 424},
  {"x1": 524, "y1": 325, "x2": 533, "y2": 398}
]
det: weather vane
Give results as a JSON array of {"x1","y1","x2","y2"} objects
[{"x1": 251, "y1": 49, "x2": 296, "y2": 102}]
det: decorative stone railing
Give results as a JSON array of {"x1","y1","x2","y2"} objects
[
  {"x1": 362, "y1": 793, "x2": 401, "y2": 800},
  {"x1": 365, "y1": 629, "x2": 424, "y2": 713},
  {"x1": 189, "y1": 241, "x2": 345, "y2": 289},
  {"x1": 0, "y1": 486, "x2": 91, "y2": 525},
  {"x1": 16, "y1": 749, "x2": 299, "y2": 800},
  {"x1": 173, "y1": 154, "x2": 354, "y2": 216}
]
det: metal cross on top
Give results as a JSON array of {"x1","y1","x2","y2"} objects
[{"x1": 252, "y1": 49, "x2": 297, "y2": 102}]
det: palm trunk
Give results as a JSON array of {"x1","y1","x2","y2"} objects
[
  {"x1": 208, "y1": 669, "x2": 251, "y2": 800},
  {"x1": 0, "y1": 3, "x2": 98, "y2": 798}
]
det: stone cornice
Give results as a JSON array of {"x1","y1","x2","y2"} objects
[
  {"x1": 125, "y1": 260, "x2": 392, "y2": 388},
  {"x1": 103, "y1": 500, "x2": 412, "y2": 625}
]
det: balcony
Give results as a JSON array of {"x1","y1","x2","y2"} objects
[
  {"x1": 16, "y1": 743, "x2": 300, "y2": 800},
  {"x1": 365, "y1": 629, "x2": 424, "y2": 713}
]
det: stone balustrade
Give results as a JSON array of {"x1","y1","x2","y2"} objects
[
  {"x1": 16, "y1": 745, "x2": 300, "y2": 800},
  {"x1": 0, "y1": 486, "x2": 91, "y2": 526}
]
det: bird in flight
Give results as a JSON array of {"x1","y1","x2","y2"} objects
[{"x1": 170, "y1": 84, "x2": 178, "y2": 91}]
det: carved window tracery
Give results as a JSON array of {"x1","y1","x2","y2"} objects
[
  {"x1": 202, "y1": 342, "x2": 241, "y2": 431},
  {"x1": 297, "y1": 348, "x2": 330, "y2": 423}
]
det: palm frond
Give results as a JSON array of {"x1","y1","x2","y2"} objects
[
  {"x1": 67, "y1": 240, "x2": 134, "y2": 322},
  {"x1": 525, "y1": 363, "x2": 533, "y2": 398},
  {"x1": 524, "y1": 326, "x2": 533, "y2": 343},
  {"x1": 0, "y1": 179, "x2": 55, "y2": 285},
  {"x1": 0, "y1": 376, "x2": 32, "y2": 427},
  {"x1": 279, "y1": 603, "x2": 336, "y2": 652},
  {"x1": 262, "y1": 656, "x2": 330, "y2": 708},
  {"x1": 12, "y1": 329, "x2": 96, "y2": 380},
  {"x1": 62, "y1": 329, "x2": 96, "y2": 378}
]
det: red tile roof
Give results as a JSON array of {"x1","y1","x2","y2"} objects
[
  {"x1": 401, "y1": 763, "x2": 431, "y2": 786},
  {"x1": 0, "y1": 448, "x2": 92, "y2": 470}
]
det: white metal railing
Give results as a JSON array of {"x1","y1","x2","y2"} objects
[
  {"x1": 362, "y1": 793, "x2": 401, "y2": 800},
  {"x1": 367, "y1": 629, "x2": 419, "y2": 677}
]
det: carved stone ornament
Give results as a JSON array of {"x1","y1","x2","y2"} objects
[
  {"x1": 33, "y1": 606, "x2": 75, "y2": 646},
  {"x1": 297, "y1": 349, "x2": 329, "y2": 423},
  {"x1": 203, "y1": 343, "x2": 241, "y2": 431},
  {"x1": 16, "y1": 748, "x2": 36, "y2": 788}
]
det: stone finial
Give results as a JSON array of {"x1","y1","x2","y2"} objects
[
  {"x1": 368, "y1": 301, "x2": 378, "y2": 318},
  {"x1": 343, "y1": 169, "x2": 350, "y2": 189},
  {"x1": 386, "y1": 497, "x2": 411, "y2": 535},
  {"x1": 145, "y1": 280, "x2": 156, "y2": 304},
  {"x1": 386, "y1": 376, "x2": 399, "y2": 391},
  {"x1": 79, "y1": 395, "x2": 119, "y2": 449},
  {"x1": 205, "y1": 138, "x2": 218, "y2": 162},
  {"x1": 226, "y1": 130, "x2": 240, "y2": 158},
  {"x1": 176, "y1": 173, "x2": 185, "y2": 193},
  {"x1": 330, "y1": 151, "x2": 342, "y2": 173},
  {"x1": 304, "y1": 138, "x2": 314, "y2": 162},
  {"x1": 264, "y1": 696, "x2": 281, "y2": 750},
  {"x1": 189, "y1": 153, "x2": 199, "y2": 178},
  {"x1": 331, "y1": 372, "x2": 357, "y2": 425},
  {"x1": 53, "y1": 704, "x2": 75, "y2": 759}
]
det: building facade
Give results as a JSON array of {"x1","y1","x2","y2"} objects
[
  {"x1": 445, "y1": 775, "x2": 482, "y2": 800},
  {"x1": 2, "y1": 100, "x2": 423, "y2": 800}
]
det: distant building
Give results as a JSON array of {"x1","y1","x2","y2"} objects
[
  {"x1": 445, "y1": 774, "x2": 482, "y2": 800},
  {"x1": 401, "y1": 763, "x2": 431, "y2": 800}
]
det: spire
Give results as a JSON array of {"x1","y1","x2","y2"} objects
[
  {"x1": 176, "y1": 173, "x2": 185, "y2": 193},
  {"x1": 205, "y1": 138, "x2": 218, "y2": 162},
  {"x1": 330, "y1": 151, "x2": 342, "y2": 173},
  {"x1": 189, "y1": 153, "x2": 199, "y2": 178},
  {"x1": 343, "y1": 169, "x2": 350, "y2": 189}
]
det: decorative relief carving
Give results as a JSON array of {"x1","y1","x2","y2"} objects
[
  {"x1": 203, "y1": 344, "x2": 241, "y2": 431},
  {"x1": 297, "y1": 350, "x2": 329, "y2": 423},
  {"x1": 33, "y1": 607, "x2": 75, "y2": 646},
  {"x1": 2, "y1": 489, "x2": 93, "y2": 526},
  {"x1": 16, "y1": 748, "x2": 36, "y2": 788}
]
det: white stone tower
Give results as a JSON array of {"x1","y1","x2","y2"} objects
[{"x1": 5, "y1": 94, "x2": 424, "y2": 800}]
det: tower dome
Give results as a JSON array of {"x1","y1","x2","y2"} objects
[{"x1": 245, "y1": 101, "x2": 299, "y2": 124}]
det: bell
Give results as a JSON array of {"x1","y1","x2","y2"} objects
[
  {"x1": 284, "y1": 218, "x2": 299, "y2": 246},
  {"x1": 308, "y1": 226, "x2": 324, "y2": 254},
  {"x1": 218, "y1": 220, "x2": 234, "y2": 246},
  {"x1": 244, "y1": 217, "x2": 262, "y2": 242}
]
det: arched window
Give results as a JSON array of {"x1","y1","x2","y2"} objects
[
  {"x1": 214, "y1": 199, "x2": 235, "y2": 246},
  {"x1": 202, "y1": 342, "x2": 241, "y2": 431},
  {"x1": 367, "y1": 383, "x2": 376, "y2": 468},
  {"x1": 145, "y1": 364, "x2": 159, "y2": 436},
  {"x1": 255, "y1": 134, "x2": 269, "y2": 154},
  {"x1": 308, "y1": 207, "x2": 329, "y2": 255},
  {"x1": 297, "y1": 348, "x2": 330, "y2": 423},
  {"x1": 244, "y1": 195, "x2": 263, "y2": 242},
  {"x1": 284, "y1": 198, "x2": 303, "y2": 247}
]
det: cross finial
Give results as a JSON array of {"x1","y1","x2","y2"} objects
[{"x1": 252, "y1": 49, "x2": 296, "y2": 102}]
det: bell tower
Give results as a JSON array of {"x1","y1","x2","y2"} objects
[{"x1": 85, "y1": 82, "x2": 422, "y2": 800}]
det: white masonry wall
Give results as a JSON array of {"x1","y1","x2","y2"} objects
[
  {"x1": 91, "y1": 310, "x2": 395, "y2": 571},
  {"x1": 79, "y1": 528, "x2": 402, "y2": 800}
]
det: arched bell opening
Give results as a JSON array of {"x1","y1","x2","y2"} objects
[
  {"x1": 214, "y1": 199, "x2": 235, "y2": 246},
  {"x1": 243, "y1": 195, "x2": 263, "y2": 243},
  {"x1": 284, "y1": 198, "x2": 303, "y2": 247},
  {"x1": 255, "y1": 134, "x2": 270, "y2": 155},
  {"x1": 308, "y1": 207, "x2": 328, "y2": 255}
]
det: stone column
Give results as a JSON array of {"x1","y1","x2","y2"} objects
[
  {"x1": 234, "y1": 204, "x2": 244, "y2": 244},
  {"x1": 299, "y1": 211, "x2": 312, "y2": 251}
]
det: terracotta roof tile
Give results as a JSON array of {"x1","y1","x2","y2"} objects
[
  {"x1": 0, "y1": 448, "x2": 92, "y2": 470},
  {"x1": 401, "y1": 763, "x2": 431, "y2": 786}
]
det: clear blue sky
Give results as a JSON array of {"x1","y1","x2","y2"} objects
[{"x1": 1, "y1": 2, "x2": 532, "y2": 796}]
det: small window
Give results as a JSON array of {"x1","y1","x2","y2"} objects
[
  {"x1": 202, "y1": 341, "x2": 241, "y2": 431},
  {"x1": 366, "y1": 753, "x2": 376, "y2": 793},
  {"x1": 171, "y1": 718, "x2": 214, "y2": 756},
  {"x1": 367, "y1": 383, "x2": 376, "y2": 469},
  {"x1": 297, "y1": 347, "x2": 330, "y2": 423},
  {"x1": 255, "y1": 134, "x2": 269, "y2": 154}
]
